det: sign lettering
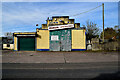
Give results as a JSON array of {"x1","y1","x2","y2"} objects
[{"x1": 48, "y1": 24, "x2": 74, "y2": 30}]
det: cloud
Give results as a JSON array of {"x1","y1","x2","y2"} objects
[{"x1": 1, "y1": 2, "x2": 118, "y2": 36}]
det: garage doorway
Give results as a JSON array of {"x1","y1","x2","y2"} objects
[{"x1": 18, "y1": 37, "x2": 35, "y2": 51}]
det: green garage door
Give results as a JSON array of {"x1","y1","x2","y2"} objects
[{"x1": 18, "y1": 37, "x2": 35, "y2": 51}]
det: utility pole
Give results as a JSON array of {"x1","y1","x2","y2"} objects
[{"x1": 102, "y1": 3, "x2": 104, "y2": 43}]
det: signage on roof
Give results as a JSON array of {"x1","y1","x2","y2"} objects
[{"x1": 48, "y1": 24, "x2": 74, "y2": 30}]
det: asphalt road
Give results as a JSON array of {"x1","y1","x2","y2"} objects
[{"x1": 2, "y1": 62, "x2": 120, "y2": 80}]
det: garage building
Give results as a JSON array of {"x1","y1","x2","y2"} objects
[{"x1": 14, "y1": 16, "x2": 86, "y2": 51}]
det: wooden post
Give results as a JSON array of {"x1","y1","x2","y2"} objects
[{"x1": 102, "y1": 3, "x2": 104, "y2": 43}]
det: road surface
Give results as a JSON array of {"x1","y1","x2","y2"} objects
[{"x1": 2, "y1": 62, "x2": 120, "y2": 80}]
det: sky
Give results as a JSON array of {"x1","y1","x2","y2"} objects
[{"x1": 1, "y1": 2, "x2": 118, "y2": 36}]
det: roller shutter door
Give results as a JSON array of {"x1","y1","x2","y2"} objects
[{"x1": 18, "y1": 37, "x2": 35, "y2": 51}]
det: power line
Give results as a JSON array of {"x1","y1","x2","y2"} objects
[{"x1": 71, "y1": 5, "x2": 102, "y2": 17}]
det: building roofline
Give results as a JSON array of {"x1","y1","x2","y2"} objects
[
  {"x1": 14, "y1": 32, "x2": 36, "y2": 35},
  {"x1": 75, "y1": 23, "x2": 80, "y2": 24},
  {"x1": 52, "y1": 16, "x2": 69, "y2": 18},
  {"x1": 42, "y1": 24, "x2": 47, "y2": 25}
]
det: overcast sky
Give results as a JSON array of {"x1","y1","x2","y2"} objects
[{"x1": 1, "y1": 2, "x2": 118, "y2": 36}]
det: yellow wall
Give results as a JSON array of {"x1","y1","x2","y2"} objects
[
  {"x1": 72, "y1": 30, "x2": 86, "y2": 49},
  {"x1": 75, "y1": 23, "x2": 80, "y2": 28},
  {"x1": 47, "y1": 20, "x2": 50, "y2": 27},
  {"x1": 52, "y1": 17, "x2": 65, "y2": 22},
  {"x1": 68, "y1": 20, "x2": 74, "y2": 24},
  {"x1": 47, "y1": 17, "x2": 74, "y2": 26},
  {"x1": 42, "y1": 24, "x2": 48, "y2": 29},
  {"x1": 14, "y1": 36, "x2": 17, "y2": 50},
  {"x1": 64, "y1": 18, "x2": 69, "y2": 24},
  {"x1": 37, "y1": 30, "x2": 49, "y2": 49}
]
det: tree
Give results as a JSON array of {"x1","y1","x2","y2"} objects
[
  {"x1": 116, "y1": 29, "x2": 120, "y2": 40},
  {"x1": 114, "y1": 25, "x2": 120, "y2": 40},
  {"x1": 117, "y1": 29, "x2": 120, "y2": 40},
  {"x1": 4, "y1": 32, "x2": 13, "y2": 44},
  {"x1": 114, "y1": 25, "x2": 119, "y2": 31},
  {"x1": 100, "y1": 27, "x2": 117, "y2": 40},
  {"x1": 83, "y1": 20, "x2": 99, "y2": 40}
]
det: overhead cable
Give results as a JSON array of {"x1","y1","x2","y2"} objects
[{"x1": 71, "y1": 5, "x2": 102, "y2": 17}]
